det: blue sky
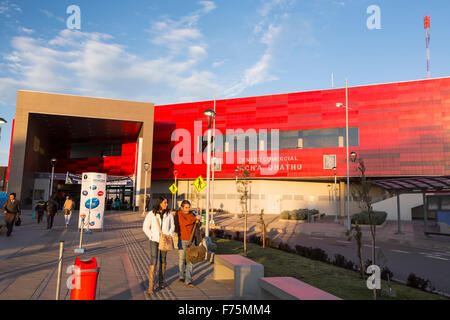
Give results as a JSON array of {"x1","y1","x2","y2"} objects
[{"x1": 0, "y1": 0, "x2": 449, "y2": 165}]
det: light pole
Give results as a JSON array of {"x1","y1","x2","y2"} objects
[
  {"x1": 173, "y1": 169, "x2": 178, "y2": 211},
  {"x1": 49, "y1": 158, "x2": 57, "y2": 200},
  {"x1": 0, "y1": 118, "x2": 7, "y2": 141},
  {"x1": 234, "y1": 167, "x2": 239, "y2": 219},
  {"x1": 142, "y1": 162, "x2": 150, "y2": 216},
  {"x1": 336, "y1": 77, "x2": 351, "y2": 231},
  {"x1": 203, "y1": 108, "x2": 216, "y2": 237},
  {"x1": 332, "y1": 166, "x2": 339, "y2": 223}
]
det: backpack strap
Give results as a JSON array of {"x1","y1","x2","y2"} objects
[{"x1": 188, "y1": 221, "x2": 198, "y2": 246}]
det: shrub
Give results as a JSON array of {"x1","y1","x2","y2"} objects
[
  {"x1": 294, "y1": 245, "x2": 329, "y2": 263},
  {"x1": 211, "y1": 229, "x2": 224, "y2": 238},
  {"x1": 280, "y1": 211, "x2": 290, "y2": 220},
  {"x1": 407, "y1": 273, "x2": 432, "y2": 291},
  {"x1": 233, "y1": 231, "x2": 241, "y2": 241},
  {"x1": 288, "y1": 211, "x2": 298, "y2": 220},
  {"x1": 281, "y1": 209, "x2": 315, "y2": 220},
  {"x1": 278, "y1": 242, "x2": 295, "y2": 254},
  {"x1": 249, "y1": 234, "x2": 262, "y2": 245},
  {"x1": 381, "y1": 266, "x2": 394, "y2": 281},
  {"x1": 332, "y1": 254, "x2": 355, "y2": 270},
  {"x1": 351, "y1": 211, "x2": 387, "y2": 225},
  {"x1": 311, "y1": 248, "x2": 329, "y2": 263}
]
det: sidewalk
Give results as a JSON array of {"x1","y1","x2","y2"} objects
[
  {"x1": 210, "y1": 213, "x2": 450, "y2": 251},
  {"x1": 0, "y1": 210, "x2": 234, "y2": 300}
]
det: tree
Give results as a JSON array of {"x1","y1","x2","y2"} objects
[
  {"x1": 345, "y1": 223, "x2": 365, "y2": 279},
  {"x1": 352, "y1": 157, "x2": 378, "y2": 299},
  {"x1": 259, "y1": 209, "x2": 267, "y2": 248},
  {"x1": 236, "y1": 166, "x2": 251, "y2": 256}
]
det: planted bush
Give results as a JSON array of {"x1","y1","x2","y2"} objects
[
  {"x1": 381, "y1": 266, "x2": 394, "y2": 281},
  {"x1": 294, "y1": 245, "x2": 329, "y2": 263},
  {"x1": 407, "y1": 273, "x2": 433, "y2": 291},
  {"x1": 332, "y1": 254, "x2": 355, "y2": 270},
  {"x1": 280, "y1": 211, "x2": 290, "y2": 220},
  {"x1": 278, "y1": 242, "x2": 295, "y2": 254},
  {"x1": 351, "y1": 211, "x2": 387, "y2": 225},
  {"x1": 280, "y1": 209, "x2": 315, "y2": 220}
]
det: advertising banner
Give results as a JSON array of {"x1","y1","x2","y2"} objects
[{"x1": 78, "y1": 173, "x2": 107, "y2": 230}]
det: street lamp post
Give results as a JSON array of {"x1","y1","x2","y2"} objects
[
  {"x1": 332, "y1": 167, "x2": 339, "y2": 223},
  {"x1": 143, "y1": 162, "x2": 150, "y2": 216},
  {"x1": 49, "y1": 158, "x2": 57, "y2": 200},
  {"x1": 0, "y1": 118, "x2": 7, "y2": 141},
  {"x1": 173, "y1": 169, "x2": 178, "y2": 211},
  {"x1": 203, "y1": 109, "x2": 216, "y2": 238},
  {"x1": 234, "y1": 168, "x2": 239, "y2": 219},
  {"x1": 336, "y1": 77, "x2": 351, "y2": 231}
]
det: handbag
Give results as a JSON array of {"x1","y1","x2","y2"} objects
[
  {"x1": 186, "y1": 222, "x2": 206, "y2": 264},
  {"x1": 156, "y1": 214, "x2": 174, "y2": 251},
  {"x1": 15, "y1": 216, "x2": 22, "y2": 227},
  {"x1": 172, "y1": 232, "x2": 180, "y2": 250},
  {"x1": 32, "y1": 212, "x2": 36, "y2": 219}
]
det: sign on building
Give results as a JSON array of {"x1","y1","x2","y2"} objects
[
  {"x1": 324, "y1": 155, "x2": 336, "y2": 170},
  {"x1": 212, "y1": 157, "x2": 222, "y2": 172},
  {"x1": 78, "y1": 173, "x2": 107, "y2": 230}
]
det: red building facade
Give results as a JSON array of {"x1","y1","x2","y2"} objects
[{"x1": 152, "y1": 77, "x2": 450, "y2": 181}]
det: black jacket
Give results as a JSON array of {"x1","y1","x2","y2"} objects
[
  {"x1": 35, "y1": 200, "x2": 46, "y2": 213},
  {"x1": 46, "y1": 200, "x2": 58, "y2": 216},
  {"x1": 2, "y1": 199, "x2": 21, "y2": 214}
]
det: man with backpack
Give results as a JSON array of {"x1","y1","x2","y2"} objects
[{"x1": 35, "y1": 197, "x2": 46, "y2": 224}]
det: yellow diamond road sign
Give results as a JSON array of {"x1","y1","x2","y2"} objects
[
  {"x1": 194, "y1": 176, "x2": 206, "y2": 192},
  {"x1": 169, "y1": 184, "x2": 178, "y2": 195}
]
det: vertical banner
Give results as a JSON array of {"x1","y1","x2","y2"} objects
[{"x1": 79, "y1": 173, "x2": 107, "y2": 230}]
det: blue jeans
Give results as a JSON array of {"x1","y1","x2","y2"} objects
[
  {"x1": 179, "y1": 240, "x2": 193, "y2": 283},
  {"x1": 149, "y1": 241, "x2": 167, "y2": 266}
]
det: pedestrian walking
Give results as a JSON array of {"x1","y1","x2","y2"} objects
[
  {"x1": 63, "y1": 196, "x2": 74, "y2": 228},
  {"x1": 142, "y1": 196, "x2": 175, "y2": 295},
  {"x1": 174, "y1": 200, "x2": 201, "y2": 288},
  {"x1": 46, "y1": 195, "x2": 58, "y2": 230},
  {"x1": 2, "y1": 193, "x2": 21, "y2": 237},
  {"x1": 35, "y1": 197, "x2": 46, "y2": 224}
]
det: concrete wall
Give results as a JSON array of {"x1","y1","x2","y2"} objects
[
  {"x1": 150, "y1": 179, "x2": 366, "y2": 216},
  {"x1": 372, "y1": 193, "x2": 423, "y2": 221},
  {"x1": 9, "y1": 91, "x2": 154, "y2": 209}
]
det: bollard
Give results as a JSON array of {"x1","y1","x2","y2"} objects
[
  {"x1": 75, "y1": 216, "x2": 86, "y2": 254},
  {"x1": 55, "y1": 241, "x2": 64, "y2": 300},
  {"x1": 71, "y1": 257, "x2": 99, "y2": 300}
]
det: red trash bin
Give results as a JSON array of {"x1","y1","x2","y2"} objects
[{"x1": 70, "y1": 257, "x2": 100, "y2": 300}]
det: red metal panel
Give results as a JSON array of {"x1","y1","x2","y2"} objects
[{"x1": 152, "y1": 77, "x2": 450, "y2": 180}]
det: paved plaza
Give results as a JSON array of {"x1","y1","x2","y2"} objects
[{"x1": 0, "y1": 210, "x2": 234, "y2": 300}]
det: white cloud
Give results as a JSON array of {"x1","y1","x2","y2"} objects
[
  {"x1": 19, "y1": 27, "x2": 34, "y2": 34},
  {"x1": 212, "y1": 59, "x2": 229, "y2": 68},
  {"x1": 0, "y1": 0, "x2": 22, "y2": 17},
  {"x1": 223, "y1": 0, "x2": 291, "y2": 97},
  {"x1": 224, "y1": 53, "x2": 277, "y2": 97},
  {"x1": 0, "y1": 28, "x2": 222, "y2": 106},
  {"x1": 40, "y1": 9, "x2": 65, "y2": 23}
]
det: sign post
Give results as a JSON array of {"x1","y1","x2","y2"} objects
[{"x1": 79, "y1": 173, "x2": 107, "y2": 232}]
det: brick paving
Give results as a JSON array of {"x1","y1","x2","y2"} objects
[{"x1": 0, "y1": 210, "x2": 234, "y2": 300}]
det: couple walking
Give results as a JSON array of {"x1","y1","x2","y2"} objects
[
  {"x1": 142, "y1": 197, "x2": 201, "y2": 295},
  {"x1": 35, "y1": 195, "x2": 74, "y2": 229}
]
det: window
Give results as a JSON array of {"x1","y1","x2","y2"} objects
[
  {"x1": 70, "y1": 141, "x2": 122, "y2": 159},
  {"x1": 198, "y1": 127, "x2": 359, "y2": 153}
]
